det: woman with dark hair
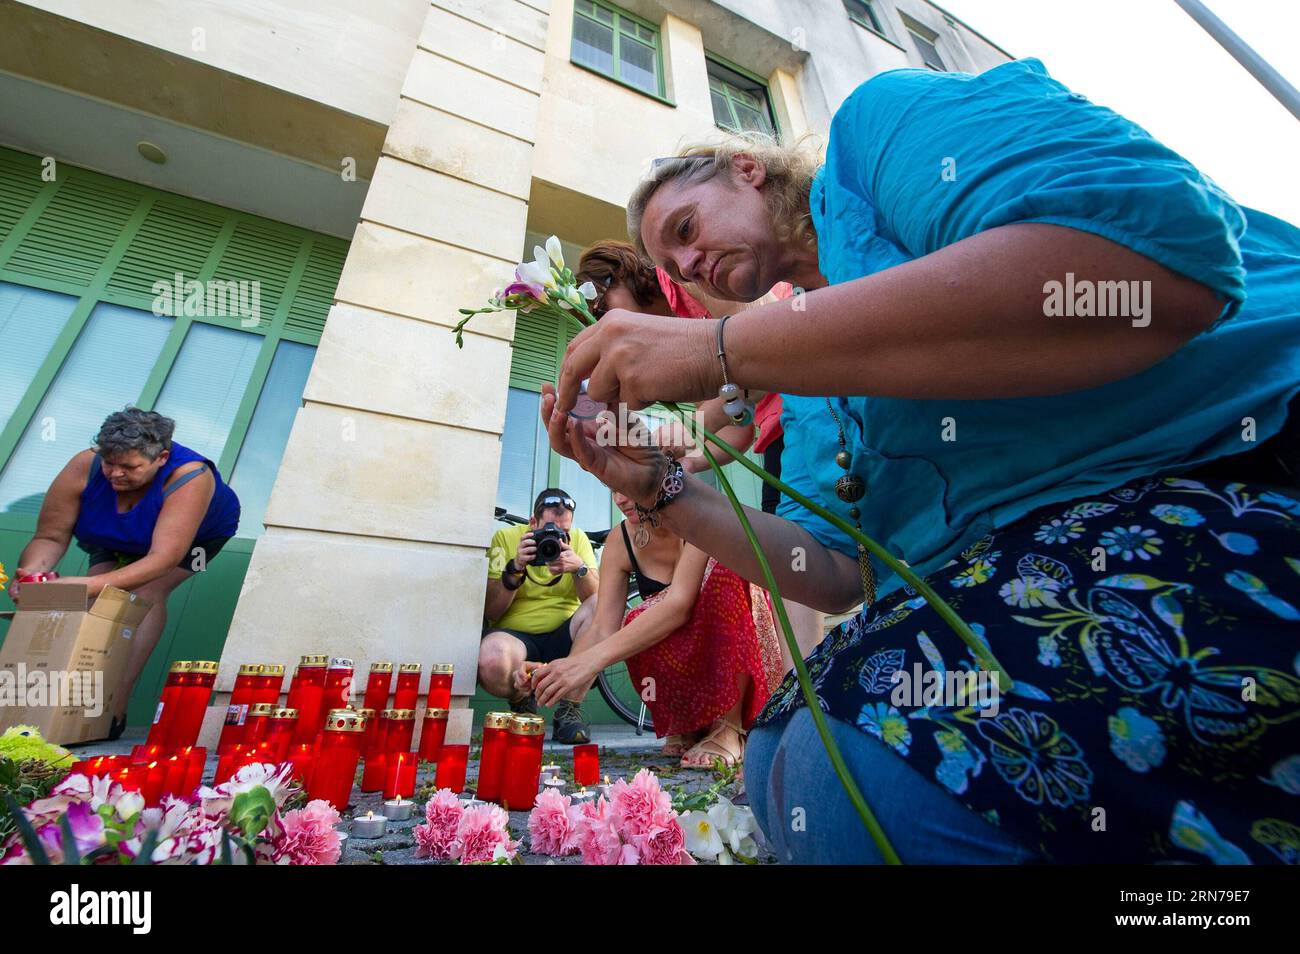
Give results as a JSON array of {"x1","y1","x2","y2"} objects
[{"x1": 7, "y1": 407, "x2": 240, "y2": 737}]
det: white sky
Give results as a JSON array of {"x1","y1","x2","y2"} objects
[{"x1": 936, "y1": 0, "x2": 1300, "y2": 223}]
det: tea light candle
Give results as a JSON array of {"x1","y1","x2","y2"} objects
[
  {"x1": 597, "y1": 775, "x2": 614, "y2": 799},
  {"x1": 541, "y1": 763, "x2": 561, "y2": 780},
  {"x1": 543, "y1": 777, "x2": 566, "y2": 792},
  {"x1": 571, "y1": 787, "x2": 595, "y2": 804},
  {"x1": 382, "y1": 797, "x2": 414, "y2": 821},
  {"x1": 352, "y1": 810, "x2": 386, "y2": 838}
]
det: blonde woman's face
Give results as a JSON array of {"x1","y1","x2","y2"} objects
[{"x1": 640, "y1": 156, "x2": 776, "y2": 302}]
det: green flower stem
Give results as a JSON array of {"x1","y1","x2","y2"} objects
[
  {"x1": 693, "y1": 436, "x2": 901, "y2": 864},
  {"x1": 661, "y1": 404, "x2": 1013, "y2": 691}
]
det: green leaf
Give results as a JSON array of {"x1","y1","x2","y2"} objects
[
  {"x1": 131, "y1": 829, "x2": 159, "y2": 865},
  {"x1": 58, "y1": 814, "x2": 81, "y2": 865},
  {"x1": 230, "y1": 786, "x2": 275, "y2": 837}
]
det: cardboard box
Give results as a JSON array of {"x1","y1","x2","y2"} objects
[{"x1": 0, "y1": 583, "x2": 152, "y2": 744}]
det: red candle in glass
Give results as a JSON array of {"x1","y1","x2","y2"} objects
[
  {"x1": 291, "y1": 654, "x2": 329, "y2": 745},
  {"x1": 307, "y1": 708, "x2": 367, "y2": 811},
  {"x1": 161, "y1": 755, "x2": 187, "y2": 797},
  {"x1": 417, "y1": 707, "x2": 448, "y2": 763},
  {"x1": 216, "y1": 663, "x2": 261, "y2": 754},
  {"x1": 476, "y1": 711, "x2": 512, "y2": 804},
  {"x1": 285, "y1": 664, "x2": 303, "y2": 709},
  {"x1": 383, "y1": 751, "x2": 417, "y2": 799},
  {"x1": 141, "y1": 761, "x2": 168, "y2": 806},
  {"x1": 287, "y1": 743, "x2": 315, "y2": 785},
  {"x1": 181, "y1": 747, "x2": 206, "y2": 795},
  {"x1": 131, "y1": 743, "x2": 164, "y2": 765},
  {"x1": 501, "y1": 715, "x2": 545, "y2": 810},
  {"x1": 320, "y1": 658, "x2": 355, "y2": 729},
  {"x1": 362, "y1": 662, "x2": 393, "y2": 712},
  {"x1": 353, "y1": 707, "x2": 375, "y2": 761},
  {"x1": 365, "y1": 710, "x2": 391, "y2": 760},
  {"x1": 255, "y1": 663, "x2": 285, "y2": 706},
  {"x1": 265, "y1": 707, "x2": 299, "y2": 763},
  {"x1": 573, "y1": 743, "x2": 599, "y2": 787},
  {"x1": 394, "y1": 663, "x2": 421, "y2": 710},
  {"x1": 425, "y1": 663, "x2": 453, "y2": 710},
  {"x1": 360, "y1": 748, "x2": 388, "y2": 793},
  {"x1": 114, "y1": 766, "x2": 143, "y2": 794},
  {"x1": 434, "y1": 744, "x2": 469, "y2": 794},
  {"x1": 145, "y1": 661, "x2": 192, "y2": 747},
  {"x1": 384, "y1": 708, "x2": 416, "y2": 755},
  {"x1": 214, "y1": 745, "x2": 244, "y2": 786},
  {"x1": 165, "y1": 660, "x2": 217, "y2": 749},
  {"x1": 243, "y1": 702, "x2": 273, "y2": 747}
]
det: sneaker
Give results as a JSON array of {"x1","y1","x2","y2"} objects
[
  {"x1": 510, "y1": 693, "x2": 540, "y2": 715},
  {"x1": 552, "y1": 700, "x2": 591, "y2": 745}
]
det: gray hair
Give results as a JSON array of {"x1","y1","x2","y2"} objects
[
  {"x1": 626, "y1": 131, "x2": 823, "y2": 258},
  {"x1": 94, "y1": 407, "x2": 175, "y2": 460}
]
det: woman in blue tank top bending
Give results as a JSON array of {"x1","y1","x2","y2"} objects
[{"x1": 7, "y1": 407, "x2": 240, "y2": 738}]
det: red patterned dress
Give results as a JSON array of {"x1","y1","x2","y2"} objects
[{"x1": 623, "y1": 556, "x2": 785, "y2": 737}]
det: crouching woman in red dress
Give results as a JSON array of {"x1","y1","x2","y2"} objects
[{"x1": 528, "y1": 491, "x2": 784, "y2": 767}]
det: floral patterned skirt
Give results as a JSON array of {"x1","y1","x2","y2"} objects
[{"x1": 754, "y1": 476, "x2": 1300, "y2": 863}]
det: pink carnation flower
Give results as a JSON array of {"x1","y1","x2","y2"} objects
[
  {"x1": 571, "y1": 797, "x2": 624, "y2": 865},
  {"x1": 608, "y1": 768, "x2": 673, "y2": 839},
  {"x1": 633, "y1": 809, "x2": 694, "y2": 865},
  {"x1": 452, "y1": 803, "x2": 517, "y2": 864},
  {"x1": 527, "y1": 788, "x2": 578, "y2": 857},
  {"x1": 275, "y1": 799, "x2": 343, "y2": 865},
  {"x1": 413, "y1": 788, "x2": 464, "y2": 860}
]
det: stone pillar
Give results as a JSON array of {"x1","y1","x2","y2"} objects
[{"x1": 205, "y1": 0, "x2": 550, "y2": 747}]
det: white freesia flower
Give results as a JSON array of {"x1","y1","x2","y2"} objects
[
  {"x1": 544, "y1": 235, "x2": 565, "y2": 270},
  {"x1": 683, "y1": 809, "x2": 725, "y2": 860},
  {"x1": 518, "y1": 249, "x2": 556, "y2": 293},
  {"x1": 578, "y1": 281, "x2": 598, "y2": 301}
]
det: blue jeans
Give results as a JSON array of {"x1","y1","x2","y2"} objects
[{"x1": 745, "y1": 708, "x2": 1038, "y2": 864}]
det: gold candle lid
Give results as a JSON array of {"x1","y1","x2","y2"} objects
[
  {"x1": 191, "y1": 661, "x2": 219, "y2": 675},
  {"x1": 356, "y1": 708, "x2": 376, "y2": 720},
  {"x1": 423, "y1": 707, "x2": 449, "y2": 720},
  {"x1": 238, "y1": 663, "x2": 261, "y2": 677},
  {"x1": 483, "y1": 711, "x2": 513, "y2": 730},
  {"x1": 382, "y1": 708, "x2": 416, "y2": 721},
  {"x1": 168, "y1": 660, "x2": 194, "y2": 673},
  {"x1": 508, "y1": 714, "x2": 546, "y2": 736},
  {"x1": 271, "y1": 708, "x2": 299, "y2": 720},
  {"x1": 429, "y1": 663, "x2": 454, "y2": 674},
  {"x1": 248, "y1": 703, "x2": 274, "y2": 717},
  {"x1": 323, "y1": 708, "x2": 367, "y2": 732},
  {"x1": 369, "y1": 662, "x2": 394, "y2": 673},
  {"x1": 260, "y1": 663, "x2": 286, "y2": 677},
  {"x1": 398, "y1": 662, "x2": 422, "y2": 674},
  {"x1": 300, "y1": 654, "x2": 329, "y2": 667}
]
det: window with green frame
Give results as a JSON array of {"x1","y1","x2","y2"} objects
[
  {"x1": 706, "y1": 57, "x2": 778, "y2": 137},
  {"x1": 0, "y1": 146, "x2": 346, "y2": 538},
  {"x1": 571, "y1": 0, "x2": 664, "y2": 99}
]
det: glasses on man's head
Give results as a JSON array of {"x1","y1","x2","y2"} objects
[{"x1": 537, "y1": 495, "x2": 576, "y2": 513}]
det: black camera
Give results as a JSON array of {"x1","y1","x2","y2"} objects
[{"x1": 530, "y1": 522, "x2": 570, "y2": 566}]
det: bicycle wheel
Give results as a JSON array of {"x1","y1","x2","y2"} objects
[{"x1": 595, "y1": 662, "x2": 653, "y2": 734}]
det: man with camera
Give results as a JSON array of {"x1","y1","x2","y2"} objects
[{"x1": 479, "y1": 489, "x2": 600, "y2": 743}]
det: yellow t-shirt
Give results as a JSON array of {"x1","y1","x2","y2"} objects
[{"x1": 486, "y1": 523, "x2": 598, "y2": 633}]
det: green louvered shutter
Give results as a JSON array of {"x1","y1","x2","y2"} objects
[
  {"x1": 284, "y1": 238, "x2": 348, "y2": 342},
  {"x1": 5, "y1": 170, "x2": 142, "y2": 286},
  {"x1": 105, "y1": 197, "x2": 226, "y2": 298},
  {"x1": 0, "y1": 151, "x2": 45, "y2": 247},
  {"x1": 509, "y1": 310, "x2": 563, "y2": 390}
]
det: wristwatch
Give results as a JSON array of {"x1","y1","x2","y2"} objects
[{"x1": 574, "y1": 565, "x2": 589, "y2": 578}]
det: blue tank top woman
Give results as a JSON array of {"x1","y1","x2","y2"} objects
[{"x1": 74, "y1": 441, "x2": 241, "y2": 561}]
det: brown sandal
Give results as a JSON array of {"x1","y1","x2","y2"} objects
[
  {"x1": 661, "y1": 732, "x2": 699, "y2": 757},
  {"x1": 680, "y1": 719, "x2": 746, "y2": 769}
]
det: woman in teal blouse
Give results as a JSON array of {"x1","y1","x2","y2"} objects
[{"x1": 545, "y1": 59, "x2": 1300, "y2": 863}]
